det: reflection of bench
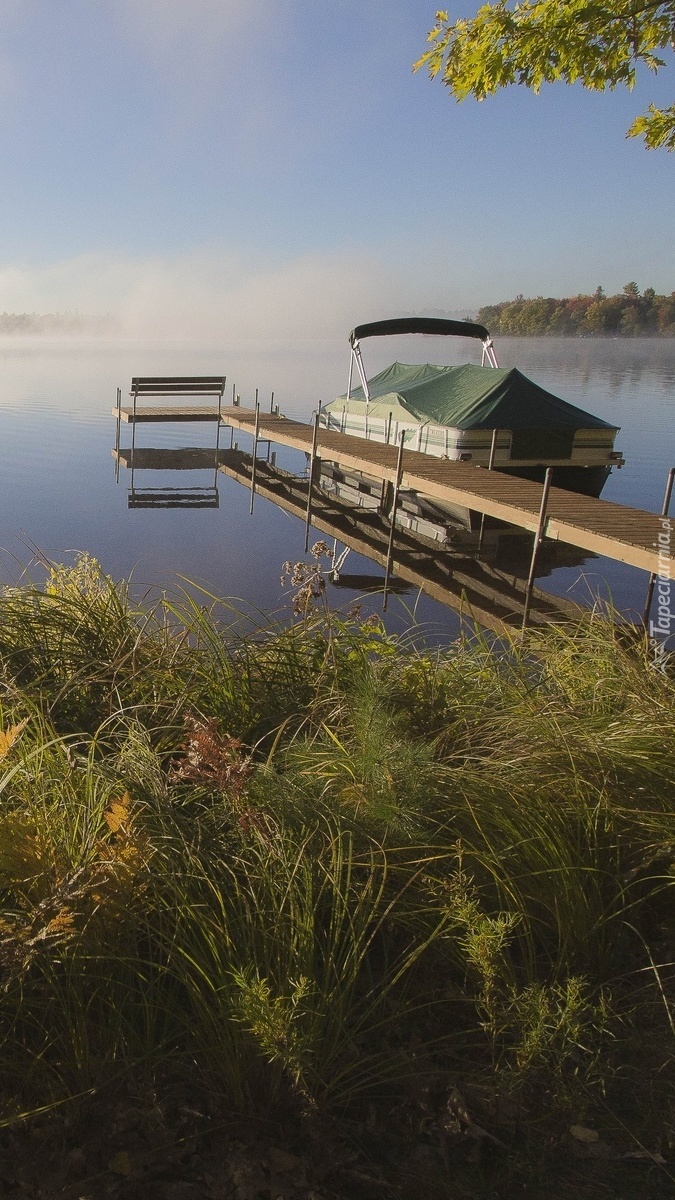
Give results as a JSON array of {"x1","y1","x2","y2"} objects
[
  {"x1": 114, "y1": 376, "x2": 226, "y2": 424},
  {"x1": 128, "y1": 486, "x2": 219, "y2": 510}
]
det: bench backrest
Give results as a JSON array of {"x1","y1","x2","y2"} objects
[{"x1": 130, "y1": 376, "x2": 226, "y2": 398}]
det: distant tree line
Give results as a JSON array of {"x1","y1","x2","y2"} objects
[
  {"x1": 477, "y1": 285, "x2": 675, "y2": 337},
  {"x1": 0, "y1": 311, "x2": 114, "y2": 335}
]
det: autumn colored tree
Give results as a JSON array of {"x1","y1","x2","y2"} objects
[{"x1": 416, "y1": 2, "x2": 675, "y2": 150}]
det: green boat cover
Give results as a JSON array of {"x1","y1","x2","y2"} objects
[{"x1": 327, "y1": 362, "x2": 617, "y2": 433}]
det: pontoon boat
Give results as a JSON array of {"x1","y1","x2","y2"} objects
[{"x1": 319, "y1": 318, "x2": 623, "y2": 498}]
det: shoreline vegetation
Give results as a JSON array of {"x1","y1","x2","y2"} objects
[
  {"x1": 0, "y1": 553, "x2": 674, "y2": 1197},
  {"x1": 477, "y1": 284, "x2": 675, "y2": 338}
]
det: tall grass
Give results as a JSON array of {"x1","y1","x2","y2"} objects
[{"x1": 0, "y1": 556, "x2": 674, "y2": 1183}]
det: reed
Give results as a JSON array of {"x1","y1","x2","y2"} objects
[{"x1": 0, "y1": 557, "x2": 674, "y2": 1192}]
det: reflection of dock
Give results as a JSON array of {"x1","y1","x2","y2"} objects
[
  {"x1": 113, "y1": 448, "x2": 228, "y2": 470},
  {"x1": 217, "y1": 449, "x2": 583, "y2": 632},
  {"x1": 220, "y1": 407, "x2": 674, "y2": 578}
]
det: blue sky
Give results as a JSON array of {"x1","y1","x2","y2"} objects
[{"x1": 0, "y1": 0, "x2": 672, "y2": 339}]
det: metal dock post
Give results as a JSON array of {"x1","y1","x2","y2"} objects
[
  {"x1": 477, "y1": 428, "x2": 500, "y2": 555},
  {"x1": 249, "y1": 391, "x2": 261, "y2": 514},
  {"x1": 214, "y1": 376, "x2": 225, "y2": 477},
  {"x1": 521, "y1": 468, "x2": 553, "y2": 633},
  {"x1": 114, "y1": 387, "x2": 122, "y2": 482},
  {"x1": 130, "y1": 380, "x2": 139, "y2": 478},
  {"x1": 304, "y1": 411, "x2": 320, "y2": 552},
  {"x1": 383, "y1": 432, "x2": 406, "y2": 611}
]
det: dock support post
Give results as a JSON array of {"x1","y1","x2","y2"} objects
[
  {"x1": 383, "y1": 432, "x2": 405, "y2": 612},
  {"x1": 304, "y1": 411, "x2": 320, "y2": 552},
  {"x1": 378, "y1": 477, "x2": 388, "y2": 513},
  {"x1": 521, "y1": 468, "x2": 553, "y2": 634},
  {"x1": 115, "y1": 387, "x2": 122, "y2": 482},
  {"x1": 477, "y1": 429, "x2": 500, "y2": 554},
  {"x1": 130, "y1": 382, "x2": 138, "y2": 478},
  {"x1": 214, "y1": 376, "x2": 225, "y2": 478},
  {"x1": 249, "y1": 392, "x2": 261, "y2": 515},
  {"x1": 643, "y1": 465, "x2": 675, "y2": 629}
]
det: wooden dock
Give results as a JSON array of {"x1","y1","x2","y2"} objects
[
  {"x1": 113, "y1": 376, "x2": 226, "y2": 424},
  {"x1": 114, "y1": 406, "x2": 222, "y2": 423},
  {"x1": 220, "y1": 407, "x2": 675, "y2": 579}
]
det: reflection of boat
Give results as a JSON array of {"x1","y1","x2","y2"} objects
[
  {"x1": 319, "y1": 462, "x2": 501, "y2": 548},
  {"x1": 320, "y1": 318, "x2": 624, "y2": 498}
]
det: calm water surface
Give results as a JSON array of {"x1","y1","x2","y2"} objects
[{"x1": 0, "y1": 335, "x2": 673, "y2": 635}]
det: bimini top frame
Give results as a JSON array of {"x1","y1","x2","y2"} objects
[{"x1": 347, "y1": 317, "x2": 499, "y2": 402}]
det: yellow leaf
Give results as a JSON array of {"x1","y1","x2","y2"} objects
[
  {"x1": 104, "y1": 791, "x2": 133, "y2": 833},
  {"x1": 0, "y1": 719, "x2": 29, "y2": 761}
]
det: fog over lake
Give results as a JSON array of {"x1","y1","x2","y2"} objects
[{"x1": 0, "y1": 335, "x2": 673, "y2": 635}]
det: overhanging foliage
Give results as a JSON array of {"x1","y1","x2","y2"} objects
[{"x1": 416, "y1": 2, "x2": 675, "y2": 150}]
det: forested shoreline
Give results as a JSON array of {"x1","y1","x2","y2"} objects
[
  {"x1": 0, "y1": 311, "x2": 114, "y2": 335},
  {"x1": 477, "y1": 284, "x2": 675, "y2": 337}
]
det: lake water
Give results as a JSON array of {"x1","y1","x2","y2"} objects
[{"x1": 0, "y1": 335, "x2": 673, "y2": 636}]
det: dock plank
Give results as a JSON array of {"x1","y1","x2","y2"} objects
[{"x1": 114, "y1": 406, "x2": 223, "y2": 423}]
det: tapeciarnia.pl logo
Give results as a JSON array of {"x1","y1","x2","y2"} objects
[{"x1": 649, "y1": 517, "x2": 673, "y2": 671}]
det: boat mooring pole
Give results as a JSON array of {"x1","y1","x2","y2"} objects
[
  {"x1": 304, "y1": 411, "x2": 320, "y2": 551},
  {"x1": 643, "y1": 465, "x2": 675, "y2": 629},
  {"x1": 383, "y1": 432, "x2": 405, "y2": 612},
  {"x1": 249, "y1": 392, "x2": 260, "y2": 515},
  {"x1": 521, "y1": 468, "x2": 553, "y2": 634}
]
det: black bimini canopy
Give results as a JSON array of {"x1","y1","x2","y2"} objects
[{"x1": 349, "y1": 317, "x2": 491, "y2": 346}]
